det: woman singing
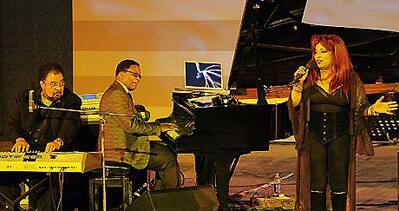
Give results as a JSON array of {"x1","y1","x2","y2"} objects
[{"x1": 288, "y1": 34, "x2": 398, "y2": 211}]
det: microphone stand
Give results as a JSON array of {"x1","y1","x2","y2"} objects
[
  {"x1": 99, "y1": 117, "x2": 107, "y2": 211},
  {"x1": 96, "y1": 110, "x2": 157, "y2": 211},
  {"x1": 95, "y1": 111, "x2": 137, "y2": 211},
  {"x1": 33, "y1": 105, "x2": 130, "y2": 117}
]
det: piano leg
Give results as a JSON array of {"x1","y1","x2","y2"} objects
[
  {"x1": 195, "y1": 153, "x2": 241, "y2": 210},
  {"x1": 195, "y1": 154, "x2": 216, "y2": 186},
  {"x1": 214, "y1": 153, "x2": 241, "y2": 211}
]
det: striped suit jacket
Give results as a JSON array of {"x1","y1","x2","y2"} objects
[{"x1": 98, "y1": 81, "x2": 161, "y2": 169}]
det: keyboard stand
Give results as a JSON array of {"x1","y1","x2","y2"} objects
[{"x1": 0, "y1": 176, "x2": 49, "y2": 210}]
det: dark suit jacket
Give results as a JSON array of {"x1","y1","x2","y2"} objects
[
  {"x1": 6, "y1": 87, "x2": 82, "y2": 151},
  {"x1": 99, "y1": 81, "x2": 161, "y2": 169}
]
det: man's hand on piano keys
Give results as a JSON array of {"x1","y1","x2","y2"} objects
[
  {"x1": 185, "y1": 121, "x2": 195, "y2": 129},
  {"x1": 160, "y1": 123, "x2": 178, "y2": 132},
  {"x1": 11, "y1": 138, "x2": 30, "y2": 152}
]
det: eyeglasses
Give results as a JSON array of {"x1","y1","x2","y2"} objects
[
  {"x1": 124, "y1": 69, "x2": 142, "y2": 79},
  {"x1": 43, "y1": 81, "x2": 65, "y2": 89}
]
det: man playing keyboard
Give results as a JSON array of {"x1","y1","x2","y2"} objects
[{"x1": 0, "y1": 62, "x2": 82, "y2": 210}]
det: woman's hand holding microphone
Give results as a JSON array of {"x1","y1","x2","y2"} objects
[
  {"x1": 292, "y1": 66, "x2": 309, "y2": 93},
  {"x1": 290, "y1": 66, "x2": 309, "y2": 107}
]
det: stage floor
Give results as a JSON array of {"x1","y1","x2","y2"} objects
[
  {"x1": 0, "y1": 140, "x2": 396, "y2": 210},
  {"x1": 177, "y1": 143, "x2": 398, "y2": 210}
]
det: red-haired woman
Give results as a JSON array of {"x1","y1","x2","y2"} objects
[{"x1": 288, "y1": 34, "x2": 398, "y2": 211}]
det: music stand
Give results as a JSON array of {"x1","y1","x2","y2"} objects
[
  {"x1": 363, "y1": 115, "x2": 399, "y2": 144},
  {"x1": 364, "y1": 114, "x2": 399, "y2": 206}
]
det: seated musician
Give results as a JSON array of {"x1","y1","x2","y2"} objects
[
  {"x1": 99, "y1": 59, "x2": 181, "y2": 190},
  {"x1": 0, "y1": 62, "x2": 82, "y2": 210}
]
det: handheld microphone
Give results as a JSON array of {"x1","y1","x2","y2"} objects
[
  {"x1": 28, "y1": 90, "x2": 36, "y2": 112},
  {"x1": 289, "y1": 59, "x2": 316, "y2": 86}
]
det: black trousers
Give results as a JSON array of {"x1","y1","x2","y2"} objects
[
  {"x1": 309, "y1": 133, "x2": 350, "y2": 193},
  {"x1": 0, "y1": 172, "x2": 60, "y2": 211},
  {"x1": 147, "y1": 142, "x2": 181, "y2": 190}
]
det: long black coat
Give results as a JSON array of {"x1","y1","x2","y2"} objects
[{"x1": 288, "y1": 71, "x2": 374, "y2": 211}]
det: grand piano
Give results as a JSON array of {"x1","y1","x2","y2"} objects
[{"x1": 158, "y1": 0, "x2": 398, "y2": 209}]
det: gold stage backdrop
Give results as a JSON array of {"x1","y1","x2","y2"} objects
[{"x1": 73, "y1": 0, "x2": 245, "y2": 119}]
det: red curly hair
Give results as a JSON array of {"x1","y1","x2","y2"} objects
[{"x1": 308, "y1": 34, "x2": 353, "y2": 97}]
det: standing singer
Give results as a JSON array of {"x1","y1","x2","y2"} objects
[{"x1": 288, "y1": 34, "x2": 398, "y2": 211}]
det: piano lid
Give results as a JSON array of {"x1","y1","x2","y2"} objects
[{"x1": 228, "y1": 0, "x2": 399, "y2": 89}]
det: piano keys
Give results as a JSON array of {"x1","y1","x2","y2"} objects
[{"x1": 0, "y1": 152, "x2": 101, "y2": 173}]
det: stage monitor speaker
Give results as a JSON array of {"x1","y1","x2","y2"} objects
[{"x1": 127, "y1": 185, "x2": 219, "y2": 211}]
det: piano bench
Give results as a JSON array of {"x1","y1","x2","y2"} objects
[{"x1": 88, "y1": 162, "x2": 147, "y2": 211}]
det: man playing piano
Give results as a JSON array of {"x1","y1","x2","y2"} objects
[
  {"x1": 0, "y1": 62, "x2": 82, "y2": 210},
  {"x1": 99, "y1": 59, "x2": 181, "y2": 190}
]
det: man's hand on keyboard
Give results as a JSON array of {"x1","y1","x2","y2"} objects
[
  {"x1": 11, "y1": 138, "x2": 30, "y2": 153},
  {"x1": 45, "y1": 139, "x2": 63, "y2": 152},
  {"x1": 160, "y1": 123, "x2": 178, "y2": 132}
]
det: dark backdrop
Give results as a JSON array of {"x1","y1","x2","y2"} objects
[{"x1": 0, "y1": 0, "x2": 72, "y2": 138}]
